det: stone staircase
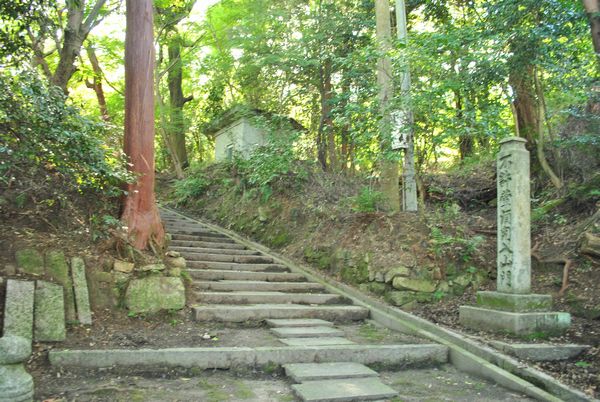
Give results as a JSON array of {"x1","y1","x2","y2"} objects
[{"x1": 160, "y1": 207, "x2": 440, "y2": 401}]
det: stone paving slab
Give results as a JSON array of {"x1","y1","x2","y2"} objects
[
  {"x1": 170, "y1": 240, "x2": 246, "y2": 250},
  {"x1": 170, "y1": 246, "x2": 260, "y2": 255},
  {"x1": 171, "y1": 234, "x2": 236, "y2": 243},
  {"x1": 193, "y1": 304, "x2": 369, "y2": 322},
  {"x1": 194, "y1": 280, "x2": 325, "y2": 292},
  {"x1": 279, "y1": 337, "x2": 355, "y2": 346},
  {"x1": 271, "y1": 326, "x2": 345, "y2": 338},
  {"x1": 489, "y1": 341, "x2": 590, "y2": 361},
  {"x1": 49, "y1": 344, "x2": 448, "y2": 369},
  {"x1": 188, "y1": 269, "x2": 306, "y2": 282},
  {"x1": 292, "y1": 377, "x2": 398, "y2": 402},
  {"x1": 187, "y1": 261, "x2": 289, "y2": 271},
  {"x1": 3, "y1": 280, "x2": 35, "y2": 339},
  {"x1": 34, "y1": 280, "x2": 66, "y2": 342},
  {"x1": 284, "y1": 362, "x2": 378, "y2": 382},
  {"x1": 266, "y1": 319, "x2": 334, "y2": 328},
  {"x1": 71, "y1": 257, "x2": 92, "y2": 325},
  {"x1": 195, "y1": 291, "x2": 346, "y2": 305}
]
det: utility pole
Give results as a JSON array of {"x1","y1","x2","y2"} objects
[{"x1": 395, "y1": 0, "x2": 418, "y2": 212}]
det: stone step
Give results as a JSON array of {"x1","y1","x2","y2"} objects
[
  {"x1": 271, "y1": 326, "x2": 345, "y2": 338},
  {"x1": 180, "y1": 252, "x2": 274, "y2": 264},
  {"x1": 292, "y1": 377, "x2": 398, "y2": 402},
  {"x1": 280, "y1": 337, "x2": 355, "y2": 346},
  {"x1": 193, "y1": 280, "x2": 325, "y2": 293},
  {"x1": 167, "y1": 229, "x2": 229, "y2": 238},
  {"x1": 188, "y1": 269, "x2": 307, "y2": 282},
  {"x1": 170, "y1": 246, "x2": 260, "y2": 256},
  {"x1": 266, "y1": 319, "x2": 334, "y2": 328},
  {"x1": 187, "y1": 261, "x2": 289, "y2": 272},
  {"x1": 171, "y1": 234, "x2": 236, "y2": 243},
  {"x1": 170, "y1": 240, "x2": 246, "y2": 250},
  {"x1": 283, "y1": 362, "x2": 378, "y2": 382},
  {"x1": 195, "y1": 291, "x2": 347, "y2": 305},
  {"x1": 50, "y1": 344, "x2": 448, "y2": 369},
  {"x1": 193, "y1": 304, "x2": 369, "y2": 323}
]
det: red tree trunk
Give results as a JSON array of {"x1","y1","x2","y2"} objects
[{"x1": 121, "y1": 0, "x2": 165, "y2": 250}]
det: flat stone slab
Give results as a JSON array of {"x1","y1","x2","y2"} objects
[
  {"x1": 71, "y1": 257, "x2": 92, "y2": 325},
  {"x1": 292, "y1": 377, "x2": 397, "y2": 402},
  {"x1": 476, "y1": 291, "x2": 553, "y2": 312},
  {"x1": 3, "y1": 280, "x2": 35, "y2": 339},
  {"x1": 170, "y1": 240, "x2": 246, "y2": 250},
  {"x1": 187, "y1": 261, "x2": 289, "y2": 272},
  {"x1": 34, "y1": 281, "x2": 66, "y2": 342},
  {"x1": 271, "y1": 326, "x2": 345, "y2": 338},
  {"x1": 193, "y1": 304, "x2": 369, "y2": 322},
  {"x1": 188, "y1": 269, "x2": 306, "y2": 282},
  {"x1": 489, "y1": 341, "x2": 590, "y2": 361},
  {"x1": 195, "y1": 291, "x2": 346, "y2": 305},
  {"x1": 284, "y1": 362, "x2": 378, "y2": 383},
  {"x1": 49, "y1": 344, "x2": 447, "y2": 369},
  {"x1": 459, "y1": 305, "x2": 570, "y2": 337},
  {"x1": 266, "y1": 319, "x2": 334, "y2": 328},
  {"x1": 279, "y1": 337, "x2": 355, "y2": 346},
  {"x1": 194, "y1": 280, "x2": 324, "y2": 292}
]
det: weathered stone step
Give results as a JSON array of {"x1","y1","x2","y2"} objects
[
  {"x1": 188, "y1": 269, "x2": 306, "y2": 282},
  {"x1": 284, "y1": 362, "x2": 378, "y2": 382},
  {"x1": 50, "y1": 344, "x2": 448, "y2": 370},
  {"x1": 187, "y1": 261, "x2": 289, "y2": 272},
  {"x1": 170, "y1": 246, "x2": 260, "y2": 256},
  {"x1": 266, "y1": 319, "x2": 334, "y2": 328},
  {"x1": 168, "y1": 229, "x2": 230, "y2": 239},
  {"x1": 170, "y1": 240, "x2": 246, "y2": 250},
  {"x1": 195, "y1": 291, "x2": 347, "y2": 305},
  {"x1": 292, "y1": 377, "x2": 398, "y2": 402},
  {"x1": 193, "y1": 304, "x2": 369, "y2": 323},
  {"x1": 180, "y1": 252, "x2": 273, "y2": 264},
  {"x1": 171, "y1": 234, "x2": 237, "y2": 243},
  {"x1": 281, "y1": 338, "x2": 355, "y2": 346},
  {"x1": 271, "y1": 326, "x2": 345, "y2": 338},
  {"x1": 193, "y1": 280, "x2": 325, "y2": 293}
]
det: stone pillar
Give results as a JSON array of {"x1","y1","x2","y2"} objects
[
  {"x1": 459, "y1": 137, "x2": 570, "y2": 337},
  {"x1": 496, "y1": 137, "x2": 530, "y2": 294},
  {"x1": 0, "y1": 335, "x2": 34, "y2": 402}
]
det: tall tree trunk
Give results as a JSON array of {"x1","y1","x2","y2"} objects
[
  {"x1": 51, "y1": 0, "x2": 107, "y2": 93},
  {"x1": 375, "y1": 0, "x2": 400, "y2": 212},
  {"x1": 121, "y1": 0, "x2": 165, "y2": 251},
  {"x1": 509, "y1": 64, "x2": 539, "y2": 146},
  {"x1": 454, "y1": 88, "x2": 473, "y2": 160},
  {"x1": 167, "y1": 36, "x2": 193, "y2": 170},
  {"x1": 583, "y1": 0, "x2": 600, "y2": 73},
  {"x1": 85, "y1": 46, "x2": 110, "y2": 122},
  {"x1": 318, "y1": 59, "x2": 336, "y2": 171}
]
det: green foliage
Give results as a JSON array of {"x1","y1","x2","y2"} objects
[
  {"x1": 173, "y1": 174, "x2": 211, "y2": 202},
  {"x1": 430, "y1": 227, "x2": 484, "y2": 263},
  {"x1": 0, "y1": 69, "x2": 131, "y2": 197},
  {"x1": 351, "y1": 187, "x2": 384, "y2": 213}
]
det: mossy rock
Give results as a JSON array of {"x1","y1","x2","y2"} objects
[
  {"x1": 15, "y1": 248, "x2": 44, "y2": 275},
  {"x1": 392, "y1": 277, "x2": 436, "y2": 293},
  {"x1": 125, "y1": 276, "x2": 185, "y2": 314},
  {"x1": 359, "y1": 282, "x2": 387, "y2": 296},
  {"x1": 341, "y1": 260, "x2": 369, "y2": 284}
]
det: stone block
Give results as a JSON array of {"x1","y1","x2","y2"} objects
[
  {"x1": 0, "y1": 363, "x2": 34, "y2": 402},
  {"x1": 358, "y1": 282, "x2": 387, "y2": 296},
  {"x1": 384, "y1": 266, "x2": 410, "y2": 283},
  {"x1": 3, "y1": 280, "x2": 34, "y2": 339},
  {"x1": 385, "y1": 291, "x2": 433, "y2": 307},
  {"x1": 265, "y1": 319, "x2": 334, "y2": 328},
  {"x1": 279, "y1": 337, "x2": 355, "y2": 346},
  {"x1": 459, "y1": 306, "x2": 571, "y2": 337},
  {"x1": 45, "y1": 251, "x2": 76, "y2": 321},
  {"x1": 476, "y1": 291, "x2": 553, "y2": 312},
  {"x1": 271, "y1": 326, "x2": 344, "y2": 338},
  {"x1": 15, "y1": 249, "x2": 44, "y2": 276},
  {"x1": 283, "y1": 362, "x2": 378, "y2": 383},
  {"x1": 489, "y1": 341, "x2": 589, "y2": 361},
  {"x1": 166, "y1": 257, "x2": 186, "y2": 269},
  {"x1": 137, "y1": 263, "x2": 165, "y2": 272},
  {"x1": 71, "y1": 257, "x2": 92, "y2": 325},
  {"x1": 392, "y1": 277, "x2": 436, "y2": 293},
  {"x1": 34, "y1": 281, "x2": 66, "y2": 342},
  {"x1": 113, "y1": 260, "x2": 134, "y2": 273},
  {"x1": 292, "y1": 377, "x2": 397, "y2": 402},
  {"x1": 125, "y1": 276, "x2": 185, "y2": 313},
  {"x1": 0, "y1": 336, "x2": 31, "y2": 365},
  {"x1": 87, "y1": 270, "x2": 118, "y2": 310}
]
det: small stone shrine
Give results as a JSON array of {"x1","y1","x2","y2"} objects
[{"x1": 459, "y1": 137, "x2": 570, "y2": 337}]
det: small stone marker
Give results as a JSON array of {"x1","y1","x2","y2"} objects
[
  {"x1": 3, "y1": 280, "x2": 35, "y2": 339},
  {"x1": 71, "y1": 257, "x2": 92, "y2": 325},
  {"x1": 0, "y1": 335, "x2": 34, "y2": 402},
  {"x1": 34, "y1": 281, "x2": 66, "y2": 342},
  {"x1": 45, "y1": 250, "x2": 76, "y2": 322},
  {"x1": 459, "y1": 137, "x2": 570, "y2": 337},
  {"x1": 292, "y1": 377, "x2": 397, "y2": 402}
]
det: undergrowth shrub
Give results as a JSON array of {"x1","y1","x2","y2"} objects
[{"x1": 351, "y1": 186, "x2": 384, "y2": 212}]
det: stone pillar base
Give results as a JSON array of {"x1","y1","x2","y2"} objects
[{"x1": 459, "y1": 291, "x2": 570, "y2": 338}]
